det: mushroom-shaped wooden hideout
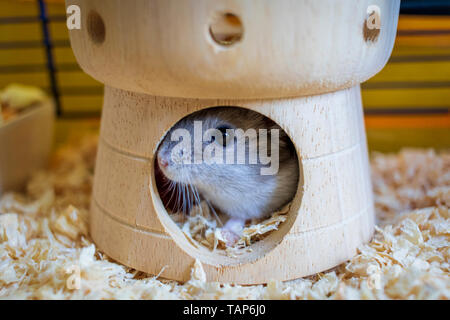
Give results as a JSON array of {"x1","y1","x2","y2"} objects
[{"x1": 67, "y1": 0, "x2": 400, "y2": 284}]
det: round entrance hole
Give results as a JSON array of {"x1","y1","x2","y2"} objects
[
  {"x1": 151, "y1": 107, "x2": 302, "y2": 265},
  {"x1": 87, "y1": 10, "x2": 106, "y2": 45},
  {"x1": 208, "y1": 12, "x2": 243, "y2": 46}
]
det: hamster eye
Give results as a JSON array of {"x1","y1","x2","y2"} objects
[{"x1": 213, "y1": 126, "x2": 233, "y2": 147}]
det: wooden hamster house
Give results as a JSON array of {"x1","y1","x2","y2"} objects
[{"x1": 67, "y1": 0, "x2": 400, "y2": 284}]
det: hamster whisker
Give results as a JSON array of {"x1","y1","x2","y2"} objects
[
  {"x1": 180, "y1": 172, "x2": 194, "y2": 214},
  {"x1": 164, "y1": 181, "x2": 178, "y2": 207},
  {"x1": 188, "y1": 185, "x2": 197, "y2": 214},
  {"x1": 178, "y1": 173, "x2": 187, "y2": 215},
  {"x1": 189, "y1": 183, "x2": 203, "y2": 216},
  {"x1": 181, "y1": 184, "x2": 186, "y2": 214},
  {"x1": 160, "y1": 176, "x2": 172, "y2": 187},
  {"x1": 183, "y1": 184, "x2": 188, "y2": 215},
  {"x1": 190, "y1": 184, "x2": 201, "y2": 209},
  {"x1": 204, "y1": 198, "x2": 223, "y2": 227},
  {"x1": 176, "y1": 183, "x2": 183, "y2": 214},
  {"x1": 159, "y1": 181, "x2": 175, "y2": 197}
]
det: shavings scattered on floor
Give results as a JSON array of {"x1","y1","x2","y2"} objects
[{"x1": 0, "y1": 136, "x2": 448, "y2": 299}]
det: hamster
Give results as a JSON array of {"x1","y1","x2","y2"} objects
[{"x1": 156, "y1": 107, "x2": 299, "y2": 245}]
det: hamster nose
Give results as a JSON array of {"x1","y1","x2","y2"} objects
[{"x1": 159, "y1": 158, "x2": 168, "y2": 168}]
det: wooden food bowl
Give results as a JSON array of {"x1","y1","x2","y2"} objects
[
  {"x1": 0, "y1": 100, "x2": 54, "y2": 194},
  {"x1": 67, "y1": 0, "x2": 400, "y2": 284}
]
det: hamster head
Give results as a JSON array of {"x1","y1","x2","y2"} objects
[{"x1": 156, "y1": 107, "x2": 292, "y2": 189}]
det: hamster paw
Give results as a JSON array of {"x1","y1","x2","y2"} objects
[
  {"x1": 221, "y1": 217, "x2": 245, "y2": 247},
  {"x1": 221, "y1": 229, "x2": 240, "y2": 247}
]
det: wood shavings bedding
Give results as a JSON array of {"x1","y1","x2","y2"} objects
[
  {"x1": 170, "y1": 201, "x2": 290, "y2": 255},
  {"x1": 0, "y1": 84, "x2": 47, "y2": 125},
  {"x1": 0, "y1": 136, "x2": 448, "y2": 299}
]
